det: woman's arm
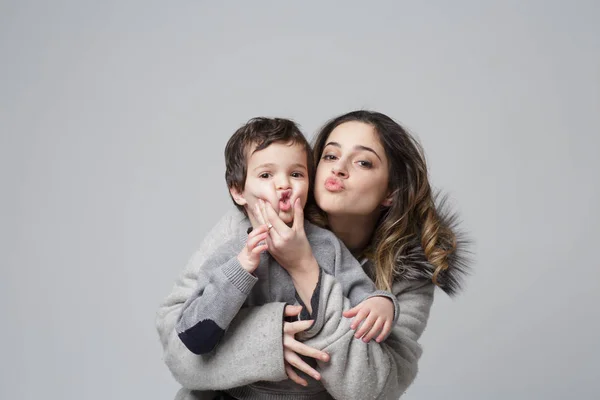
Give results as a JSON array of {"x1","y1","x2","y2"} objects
[
  {"x1": 299, "y1": 273, "x2": 435, "y2": 400},
  {"x1": 155, "y1": 210, "x2": 288, "y2": 390}
]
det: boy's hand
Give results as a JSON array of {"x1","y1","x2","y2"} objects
[
  {"x1": 343, "y1": 296, "x2": 394, "y2": 343},
  {"x1": 237, "y1": 224, "x2": 269, "y2": 273}
]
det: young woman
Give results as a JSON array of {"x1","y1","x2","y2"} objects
[{"x1": 156, "y1": 110, "x2": 470, "y2": 400}]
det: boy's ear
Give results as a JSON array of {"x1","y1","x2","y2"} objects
[
  {"x1": 229, "y1": 186, "x2": 247, "y2": 206},
  {"x1": 381, "y1": 189, "x2": 396, "y2": 207}
]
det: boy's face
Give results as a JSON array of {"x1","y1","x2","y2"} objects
[{"x1": 230, "y1": 141, "x2": 309, "y2": 226}]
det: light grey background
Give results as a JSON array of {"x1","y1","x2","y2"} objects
[{"x1": 1, "y1": 1, "x2": 599, "y2": 399}]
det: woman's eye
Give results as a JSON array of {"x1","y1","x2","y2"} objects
[
  {"x1": 322, "y1": 154, "x2": 337, "y2": 161},
  {"x1": 259, "y1": 173, "x2": 271, "y2": 179},
  {"x1": 357, "y1": 160, "x2": 373, "y2": 168}
]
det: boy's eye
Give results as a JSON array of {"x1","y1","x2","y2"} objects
[{"x1": 259, "y1": 173, "x2": 271, "y2": 179}]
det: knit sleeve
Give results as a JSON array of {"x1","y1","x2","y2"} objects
[
  {"x1": 175, "y1": 252, "x2": 258, "y2": 354},
  {"x1": 297, "y1": 273, "x2": 435, "y2": 400},
  {"x1": 309, "y1": 225, "x2": 400, "y2": 322},
  {"x1": 155, "y1": 210, "x2": 288, "y2": 390}
]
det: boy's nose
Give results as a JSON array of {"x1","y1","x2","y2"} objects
[{"x1": 275, "y1": 176, "x2": 291, "y2": 189}]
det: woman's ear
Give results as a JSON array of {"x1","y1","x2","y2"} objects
[
  {"x1": 381, "y1": 189, "x2": 396, "y2": 207},
  {"x1": 229, "y1": 187, "x2": 247, "y2": 206}
]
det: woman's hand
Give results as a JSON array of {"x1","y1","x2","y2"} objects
[
  {"x1": 283, "y1": 305, "x2": 330, "y2": 386},
  {"x1": 253, "y1": 198, "x2": 315, "y2": 273},
  {"x1": 252, "y1": 199, "x2": 320, "y2": 311}
]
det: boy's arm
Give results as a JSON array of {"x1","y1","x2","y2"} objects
[
  {"x1": 175, "y1": 249, "x2": 257, "y2": 355},
  {"x1": 311, "y1": 226, "x2": 400, "y2": 322},
  {"x1": 176, "y1": 223, "x2": 270, "y2": 354},
  {"x1": 156, "y1": 210, "x2": 288, "y2": 390}
]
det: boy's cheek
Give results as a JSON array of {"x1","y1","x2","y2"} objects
[
  {"x1": 262, "y1": 194, "x2": 283, "y2": 211},
  {"x1": 248, "y1": 185, "x2": 277, "y2": 203},
  {"x1": 294, "y1": 192, "x2": 309, "y2": 210}
]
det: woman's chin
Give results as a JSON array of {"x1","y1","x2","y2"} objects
[{"x1": 315, "y1": 196, "x2": 345, "y2": 215}]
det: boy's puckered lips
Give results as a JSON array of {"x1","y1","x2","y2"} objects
[{"x1": 278, "y1": 189, "x2": 292, "y2": 212}]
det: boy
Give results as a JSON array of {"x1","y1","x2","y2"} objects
[{"x1": 175, "y1": 117, "x2": 398, "y2": 399}]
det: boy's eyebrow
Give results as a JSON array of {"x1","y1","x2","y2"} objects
[
  {"x1": 253, "y1": 163, "x2": 276, "y2": 171},
  {"x1": 253, "y1": 163, "x2": 307, "y2": 171},
  {"x1": 324, "y1": 141, "x2": 382, "y2": 161},
  {"x1": 291, "y1": 163, "x2": 308, "y2": 171}
]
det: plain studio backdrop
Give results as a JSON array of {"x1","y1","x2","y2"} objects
[{"x1": 1, "y1": 1, "x2": 599, "y2": 399}]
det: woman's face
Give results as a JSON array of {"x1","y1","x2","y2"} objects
[{"x1": 314, "y1": 121, "x2": 391, "y2": 218}]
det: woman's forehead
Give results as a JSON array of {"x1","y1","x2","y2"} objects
[
  {"x1": 325, "y1": 121, "x2": 386, "y2": 160},
  {"x1": 327, "y1": 121, "x2": 382, "y2": 148}
]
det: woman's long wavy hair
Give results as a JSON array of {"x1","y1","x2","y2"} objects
[{"x1": 308, "y1": 111, "x2": 457, "y2": 292}]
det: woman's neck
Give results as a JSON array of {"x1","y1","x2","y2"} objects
[{"x1": 327, "y1": 212, "x2": 380, "y2": 254}]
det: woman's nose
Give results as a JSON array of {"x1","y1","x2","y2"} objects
[{"x1": 332, "y1": 164, "x2": 348, "y2": 178}]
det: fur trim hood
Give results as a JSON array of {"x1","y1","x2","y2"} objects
[{"x1": 394, "y1": 195, "x2": 473, "y2": 297}]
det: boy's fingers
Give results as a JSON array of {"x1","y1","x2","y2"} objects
[
  {"x1": 350, "y1": 308, "x2": 369, "y2": 330},
  {"x1": 285, "y1": 364, "x2": 308, "y2": 387},
  {"x1": 248, "y1": 224, "x2": 268, "y2": 238},
  {"x1": 363, "y1": 317, "x2": 384, "y2": 343},
  {"x1": 251, "y1": 244, "x2": 268, "y2": 254},
  {"x1": 284, "y1": 305, "x2": 302, "y2": 317},
  {"x1": 354, "y1": 313, "x2": 377, "y2": 339},
  {"x1": 376, "y1": 320, "x2": 393, "y2": 343},
  {"x1": 343, "y1": 305, "x2": 360, "y2": 318},
  {"x1": 247, "y1": 232, "x2": 268, "y2": 249}
]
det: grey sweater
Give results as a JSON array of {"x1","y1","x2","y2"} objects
[
  {"x1": 174, "y1": 215, "x2": 398, "y2": 399},
  {"x1": 156, "y1": 210, "x2": 436, "y2": 400}
]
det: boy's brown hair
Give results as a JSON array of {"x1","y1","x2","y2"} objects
[{"x1": 224, "y1": 117, "x2": 314, "y2": 214}]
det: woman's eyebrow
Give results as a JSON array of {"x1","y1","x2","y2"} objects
[
  {"x1": 355, "y1": 145, "x2": 382, "y2": 161},
  {"x1": 324, "y1": 141, "x2": 381, "y2": 161}
]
